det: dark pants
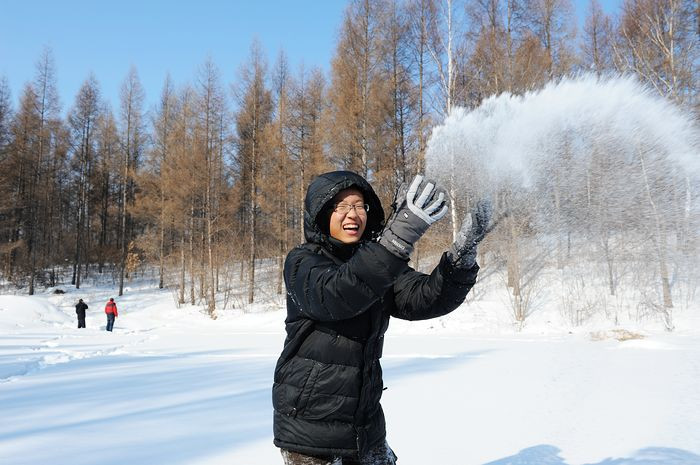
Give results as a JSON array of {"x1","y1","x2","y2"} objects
[
  {"x1": 77, "y1": 311, "x2": 86, "y2": 328},
  {"x1": 106, "y1": 313, "x2": 115, "y2": 331}
]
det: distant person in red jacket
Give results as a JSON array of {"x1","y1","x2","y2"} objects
[{"x1": 105, "y1": 298, "x2": 118, "y2": 332}]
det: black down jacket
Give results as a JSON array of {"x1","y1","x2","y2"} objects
[{"x1": 272, "y1": 171, "x2": 479, "y2": 459}]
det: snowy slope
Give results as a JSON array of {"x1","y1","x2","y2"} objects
[{"x1": 0, "y1": 283, "x2": 699, "y2": 465}]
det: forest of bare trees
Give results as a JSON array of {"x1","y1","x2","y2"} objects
[{"x1": 0, "y1": 0, "x2": 697, "y2": 324}]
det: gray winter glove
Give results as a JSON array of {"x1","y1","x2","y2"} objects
[
  {"x1": 447, "y1": 199, "x2": 493, "y2": 269},
  {"x1": 379, "y1": 175, "x2": 448, "y2": 260}
]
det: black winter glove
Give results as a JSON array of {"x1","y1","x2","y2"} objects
[
  {"x1": 447, "y1": 199, "x2": 493, "y2": 269},
  {"x1": 379, "y1": 175, "x2": 448, "y2": 260}
]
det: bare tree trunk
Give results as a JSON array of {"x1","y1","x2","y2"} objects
[
  {"x1": 206, "y1": 202, "x2": 216, "y2": 316},
  {"x1": 299, "y1": 148, "x2": 306, "y2": 245},
  {"x1": 189, "y1": 203, "x2": 195, "y2": 305},
  {"x1": 446, "y1": 0, "x2": 453, "y2": 114},
  {"x1": 506, "y1": 0, "x2": 515, "y2": 92},
  {"x1": 74, "y1": 129, "x2": 90, "y2": 290},
  {"x1": 417, "y1": 0, "x2": 426, "y2": 173},
  {"x1": 98, "y1": 169, "x2": 109, "y2": 274},
  {"x1": 118, "y1": 110, "x2": 130, "y2": 297},
  {"x1": 179, "y1": 227, "x2": 185, "y2": 305},
  {"x1": 639, "y1": 150, "x2": 673, "y2": 329},
  {"x1": 603, "y1": 237, "x2": 615, "y2": 296},
  {"x1": 361, "y1": 0, "x2": 370, "y2": 177},
  {"x1": 414, "y1": 0, "x2": 428, "y2": 270},
  {"x1": 74, "y1": 170, "x2": 85, "y2": 290},
  {"x1": 276, "y1": 61, "x2": 288, "y2": 296},
  {"x1": 159, "y1": 199, "x2": 165, "y2": 289},
  {"x1": 507, "y1": 213, "x2": 523, "y2": 324},
  {"x1": 206, "y1": 154, "x2": 217, "y2": 318},
  {"x1": 554, "y1": 186, "x2": 564, "y2": 269},
  {"x1": 199, "y1": 226, "x2": 205, "y2": 301},
  {"x1": 449, "y1": 146, "x2": 458, "y2": 240},
  {"x1": 445, "y1": 0, "x2": 466, "y2": 237},
  {"x1": 278, "y1": 138, "x2": 287, "y2": 296},
  {"x1": 248, "y1": 97, "x2": 258, "y2": 305}
]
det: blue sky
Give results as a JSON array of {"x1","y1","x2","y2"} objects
[
  {"x1": 1, "y1": 0, "x2": 622, "y2": 115},
  {"x1": 0, "y1": 0, "x2": 348, "y2": 114}
]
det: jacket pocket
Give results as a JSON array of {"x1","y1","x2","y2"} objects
[
  {"x1": 297, "y1": 361, "x2": 361, "y2": 422},
  {"x1": 272, "y1": 356, "x2": 315, "y2": 417},
  {"x1": 296, "y1": 360, "x2": 321, "y2": 415}
]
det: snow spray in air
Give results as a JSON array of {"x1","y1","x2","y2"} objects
[
  {"x1": 424, "y1": 74, "x2": 700, "y2": 329},
  {"x1": 425, "y1": 74, "x2": 700, "y2": 222}
]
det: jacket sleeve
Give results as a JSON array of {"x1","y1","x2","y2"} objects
[
  {"x1": 285, "y1": 242, "x2": 408, "y2": 322},
  {"x1": 391, "y1": 253, "x2": 479, "y2": 321},
  {"x1": 114, "y1": 304, "x2": 118, "y2": 317}
]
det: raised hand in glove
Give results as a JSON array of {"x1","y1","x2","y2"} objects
[
  {"x1": 379, "y1": 175, "x2": 448, "y2": 260},
  {"x1": 447, "y1": 199, "x2": 493, "y2": 269}
]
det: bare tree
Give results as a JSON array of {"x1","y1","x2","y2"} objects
[
  {"x1": 0, "y1": 77, "x2": 14, "y2": 278},
  {"x1": 406, "y1": 0, "x2": 436, "y2": 173},
  {"x1": 271, "y1": 51, "x2": 292, "y2": 295},
  {"x1": 327, "y1": 0, "x2": 387, "y2": 176},
  {"x1": 613, "y1": 0, "x2": 698, "y2": 105},
  {"x1": 0, "y1": 77, "x2": 11, "y2": 151},
  {"x1": 425, "y1": 0, "x2": 471, "y2": 239},
  {"x1": 522, "y1": 0, "x2": 577, "y2": 78},
  {"x1": 94, "y1": 108, "x2": 119, "y2": 275},
  {"x1": 638, "y1": 148, "x2": 674, "y2": 328},
  {"x1": 68, "y1": 75, "x2": 101, "y2": 289},
  {"x1": 151, "y1": 75, "x2": 177, "y2": 289},
  {"x1": 378, "y1": 0, "x2": 418, "y2": 200},
  {"x1": 235, "y1": 41, "x2": 274, "y2": 305},
  {"x1": 196, "y1": 59, "x2": 228, "y2": 317},
  {"x1": 581, "y1": 0, "x2": 614, "y2": 74},
  {"x1": 290, "y1": 66, "x2": 328, "y2": 244},
  {"x1": 29, "y1": 48, "x2": 61, "y2": 293},
  {"x1": 466, "y1": 0, "x2": 508, "y2": 99},
  {"x1": 426, "y1": 0, "x2": 465, "y2": 117},
  {"x1": 498, "y1": 186, "x2": 547, "y2": 329},
  {"x1": 117, "y1": 67, "x2": 146, "y2": 296}
]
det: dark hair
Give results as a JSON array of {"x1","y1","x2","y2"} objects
[
  {"x1": 109, "y1": 298, "x2": 114, "y2": 302},
  {"x1": 318, "y1": 203, "x2": 334, "y2": 236}
]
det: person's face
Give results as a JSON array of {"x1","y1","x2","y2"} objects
[{"x1": 329, "y1": 188, "x2": 367, "y2": 244}]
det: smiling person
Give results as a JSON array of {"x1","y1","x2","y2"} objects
[{"x1": 273, "y1": 170, "x2": 492, "y2": 465}]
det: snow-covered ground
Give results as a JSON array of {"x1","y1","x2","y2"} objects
[{"x1": 1, "y1": 281, "x2": 699, "y2": 465}]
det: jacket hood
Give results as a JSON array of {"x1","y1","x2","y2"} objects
[{"x1": 304, "y1": 171, "x2": 384, "y2": 245}]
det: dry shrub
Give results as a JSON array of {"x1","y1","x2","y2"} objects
[{"x1": 589, "y1": 329, "x2": 646, "y2": 342}]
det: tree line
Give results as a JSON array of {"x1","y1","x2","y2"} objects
[{"x1": 0, "y1": 0, "x2": 697, "y2": 321}]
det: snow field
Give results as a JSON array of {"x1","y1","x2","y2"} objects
[{"x1": 0, "y1": 281, "x2": 699, "y2": 465}]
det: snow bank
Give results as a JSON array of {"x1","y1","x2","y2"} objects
[{"x1": 0, "y1": 295, "x2": 73, "y2": 330}]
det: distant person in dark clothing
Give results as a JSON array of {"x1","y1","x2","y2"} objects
[
  {"x1": 105, "y1": 298, "x2": 118, "y2": 331},
  {"x1": 75, "y1": 299, "x2": 88, "y2": 328}
]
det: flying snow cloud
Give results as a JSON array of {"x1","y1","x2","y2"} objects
[{"x1": 426, "y1": 74, "x2": 700, "y2": 195}]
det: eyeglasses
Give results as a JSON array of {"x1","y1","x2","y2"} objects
[{"x1": 333, "y1": 203, "x2": 369, "y2": 215}]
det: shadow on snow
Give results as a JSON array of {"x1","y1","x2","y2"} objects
[
  {"x1": 483, "y1": 445, "x2": 700, "y2": 465},
  {"x1": 0, "y1": 350, "x2": 273, "y2": 465}
]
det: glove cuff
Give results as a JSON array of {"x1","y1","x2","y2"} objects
[
  {"x1": 447, "y1": 244, "x2": 477, "y2": 270},
  {"x1": 379, "y1": 228, "x2": 413, "y2": 260}
]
